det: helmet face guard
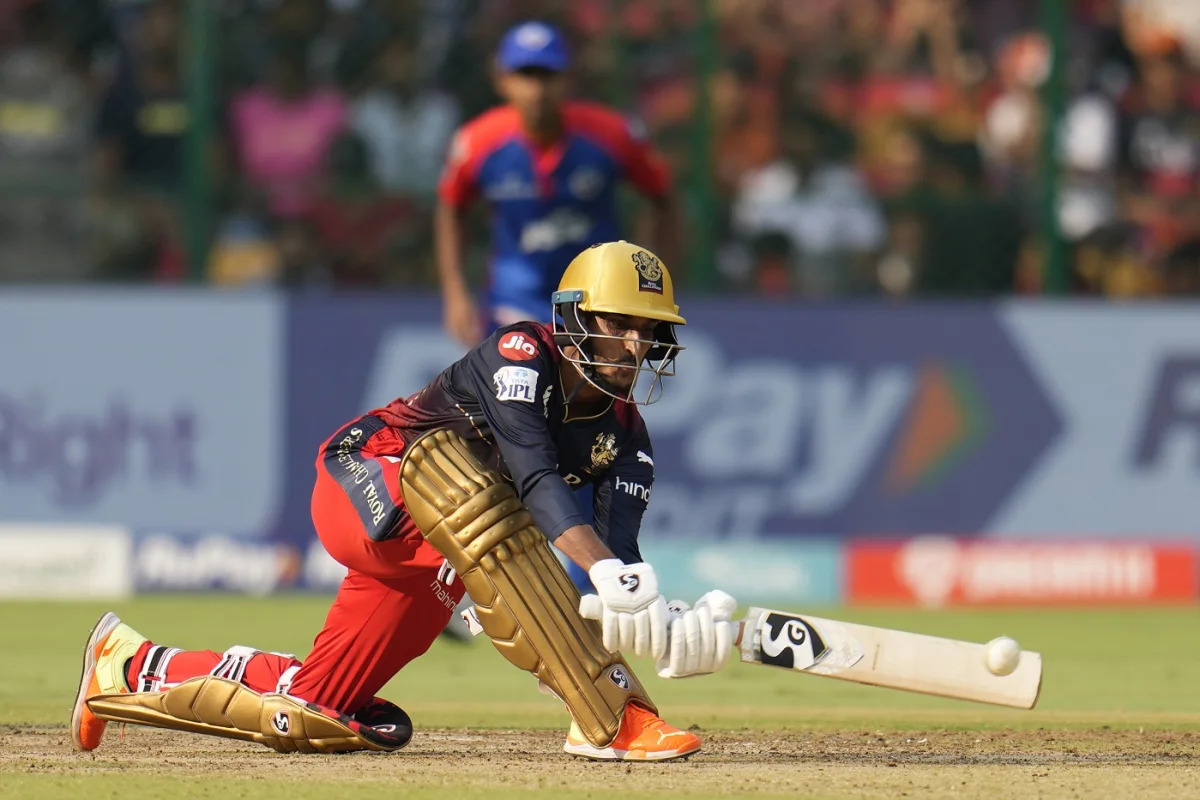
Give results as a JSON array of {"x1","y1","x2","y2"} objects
[{"x1": 552, "y1": 291, "x2": 683, "y2": 406}]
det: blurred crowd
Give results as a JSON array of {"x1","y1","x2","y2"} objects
[{"x1": 1, "y1": 0, "x2": 1198, "y2": 296}]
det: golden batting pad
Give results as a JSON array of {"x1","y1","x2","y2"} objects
[
  {"x1": 399, "y1": 428, "x2": 654, "y2": 748},
  {"x1": 86, "y1": 676, "x2": 405, "y2": 754}
]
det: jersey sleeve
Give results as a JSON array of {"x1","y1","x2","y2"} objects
[
  {"x1": 457, "y1": 328, "x2": 586, "y2": 541},
  {"x1": 569, "y1": 104, "x2": 671, "y2": 200},
  {"x1": 591, "y1": 428, "x2": 654, "y2": 564},
  {"x1": 437, "y1": 127, "x2": 480, "y2": 208},
  {"x1": 617, "y1": 118, "x2": 671, "y2": 199}
]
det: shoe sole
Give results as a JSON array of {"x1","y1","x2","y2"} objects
[
  {"x1": 70, "y1": 611, "x2": 120, "y2": 751},
  {"x1": 563, "y1": 741, "x2": 701, "y2": 762}
]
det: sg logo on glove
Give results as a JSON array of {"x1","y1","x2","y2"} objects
[{"x1": 619, "y1": 573, "x2": 641, "y2": 593}]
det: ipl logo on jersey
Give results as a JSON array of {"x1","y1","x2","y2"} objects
[
  {"x1": 493, "y1": 366, "x2": 538, "y2": 403},
  {"x1": 589, "y1": 432, "x2": 618, "y2": 472},
  {"x1": 631, "y1": 250, "x2": 664, "y2": 294}
]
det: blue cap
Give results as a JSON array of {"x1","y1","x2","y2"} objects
[{"x1": 497, "y1": 21, "x2": 568, "y2": 73}]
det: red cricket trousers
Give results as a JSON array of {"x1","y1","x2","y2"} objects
[{"x1": 126, "y1": 415, "x2": 466, "y2": 715}]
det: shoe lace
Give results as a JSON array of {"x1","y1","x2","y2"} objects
[{"x1": 625, "y1": 702, "x2": 670, "y2": 732}]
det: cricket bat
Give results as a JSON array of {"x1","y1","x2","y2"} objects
[
  {"x1": 572, "y1": 597, "x2": 1042, "y2": 709},
  {"x1": 730, "y1": 606, "x2": 1042, "y2": 709}
]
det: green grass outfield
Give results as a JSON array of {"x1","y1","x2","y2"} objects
[{"x1": 3, "y1": 597, "x2": 1199, "y2": 799}]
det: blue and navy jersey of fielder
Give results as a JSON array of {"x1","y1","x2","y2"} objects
[
  {"x1": 438, "y1": 102, "x2": 670, "y2": 322},
  {"x1": 375, "y1": 322, "x2": 654, "y2": 564}
]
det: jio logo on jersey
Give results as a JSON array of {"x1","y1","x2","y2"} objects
[{"x1": 498, "y1": 333, "x2": 538, "y2": 361}]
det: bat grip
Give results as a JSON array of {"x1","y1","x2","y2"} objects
[{"x1": 731, "y1": 619, "x2": 747, "y2": 649}]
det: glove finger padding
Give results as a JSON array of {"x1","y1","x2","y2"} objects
[
  {"x1": 635, "y1": 612, "x2": 653, "y2": 658},
  {"x1": 618, "y1": 612, "x2": 637, "y2": 654},
  {"x1": 657, "y1": 589, "x2": 739, "y2": 679},
  {"x1": 696, "y1": 589, "x2": 738, "y2": 621},
  {"x1": 682, "y1": 607, "x2": 702, "y2": 674},
  {"x1": 648, "y1": 596, "x2": 668, "y2": 660},
  {"x1": 602, "y1": 609, "x2": 621, "y2": 654},
  {"x1": 695, "y1": 604, "x2": 715, "y2": 673},
  {"x1": 698, "y1": 589, "x2": 737, "y2": 673},
  {"x1": 713, "y1": 619, "x2": 733, "y2": 673},
  {"x1": 665, "y1": 599, "x2": 690, "y2": 617},
  {"x1": 667, "y1": 617, "x2": 685, "y2": 674}
]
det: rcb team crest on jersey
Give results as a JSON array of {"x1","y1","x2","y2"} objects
[
  {"x1": 589, "y1": 432, "x2": 619, "y2": 472},
  {"x1": 631, "y1": 250, "x2": 664, "y2": 294}
]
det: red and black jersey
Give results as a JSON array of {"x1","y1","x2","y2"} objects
[{"x1": 372, "y1": 322, "x2": 654, "y2": 563}]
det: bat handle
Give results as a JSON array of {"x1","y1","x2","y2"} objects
[{"x1": 731, "y1": 619, "x2": 747, "y2": 649}]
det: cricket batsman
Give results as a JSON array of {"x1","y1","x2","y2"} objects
[{"x1": 71, "y1": 241, "x2": 734, "y2": 761}]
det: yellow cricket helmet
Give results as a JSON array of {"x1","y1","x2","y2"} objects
[
  {"x1": 551, "y1": 241, "x2": 685, "y2": 405},
  {"x1": 555, "y1": 240, "x2": 686, "y2": 324}
]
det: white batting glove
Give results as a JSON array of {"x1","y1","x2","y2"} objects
[
  {"x1": 585, "y1": 559, "x2": 669, "y2": 660},
  {"x1": 655, "y1": 590, "x2": 738, "y2": 679}
]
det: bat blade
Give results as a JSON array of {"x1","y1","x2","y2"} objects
[{"x1": 737, "y1": 607, "x2": 1042, "y2": 709}]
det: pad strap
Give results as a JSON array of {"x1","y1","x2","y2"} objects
[
  {"x1": 276, "y1": 664, "x2": 301, "y2": 695},
  {"x1": 210, "y1": 645, "x2": 258, "y2": 683},
  {"x1": 137, "y1": 646, "x2": 182, "y2": 692}
]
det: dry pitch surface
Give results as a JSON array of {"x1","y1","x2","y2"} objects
[{"x1": 4, "y1": 724, "x2": 1199, "y2": 799}]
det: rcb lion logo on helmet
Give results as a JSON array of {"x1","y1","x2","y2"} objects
[
  {"x1": 589, "y1": 433, "x2": 618, "y2": 472},
  {"x1": 631, "y1": 250, "x2": 664, "y2": 294}
]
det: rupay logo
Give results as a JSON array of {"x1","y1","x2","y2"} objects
[{"x1": 639, "y1": 331, "x2": 996, "y2": 536}]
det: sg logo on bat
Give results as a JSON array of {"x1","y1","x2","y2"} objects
[{"x1": 758, "y1": 612, "x2": 830, "y2": 670}]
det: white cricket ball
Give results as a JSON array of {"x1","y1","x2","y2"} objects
[{"x1": 984, "y1": 636, "x2": 1021, "y2": 676}]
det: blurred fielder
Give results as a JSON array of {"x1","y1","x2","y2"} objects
[
  {"x1": 435, "y1": 20, "x2": 681, "y2": 346},
  {"x1": 72, "y1": 242, "x2": 734, "y2": 761}
]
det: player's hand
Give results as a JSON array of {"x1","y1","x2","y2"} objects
[
  {"x1": 444, "y1": 290, "x2": 482, "y2": 347},
  {"x1": 584, "y1": 559, "x2": 669, "y2": 660},
  {"x1": 655, "y1": 590, "x2": 738, "y2": 679}
]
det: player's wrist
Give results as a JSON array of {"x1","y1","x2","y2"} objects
[{"x1": 586, "y1": 558, "x2": 623, "y2": 579}]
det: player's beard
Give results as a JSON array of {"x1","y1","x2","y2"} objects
[{"x1": 594, "y1": 359, "x2": 638, "y2": 393}]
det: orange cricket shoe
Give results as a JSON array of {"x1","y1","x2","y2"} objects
[
  {"x1": 70, "y1": 612, "x2": 148, "y2": 751},
  {"x1": 563, "y1": 702, "x2": 701, "y2": 761}
]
